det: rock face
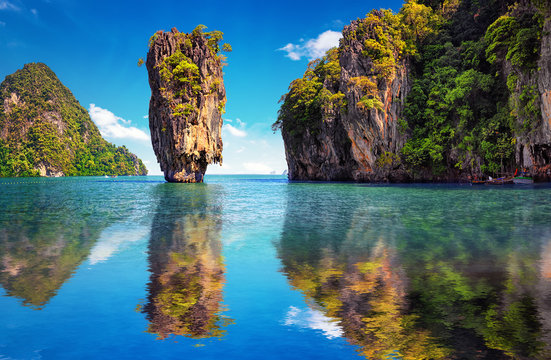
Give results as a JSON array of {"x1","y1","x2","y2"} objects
[
  {"x1": 532, "y1": 16, "x2": 551, "y2": 180},
  {"x1": 501, "y1": 7, "x2": 551, "y2": 182},
  {"x1": 146, "y1": 27, "x2": 226, "y2": 183},
  {"x1": 276, "y1": 11, "x2": 409, "y2": 182},
  {"x1": 277, "y1": 4, "x2": 551, "y2": 182},
  {"x1": 486, "y1": 4, "x2": 551, "y2": 182},
  {"x1": 0, "y1": 63, "x2": 148, "y2": 177}
]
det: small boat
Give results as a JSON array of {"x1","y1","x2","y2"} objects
[
  {"x1": 109, "y1": 175, "x2": 118, "y2": 178},
  {"x1": 513, "y1": 171, "x2": 533, "y2": 184},
  {"x1": 469, "y1": 175, "x2": 486, "y2": 185},
  {"x1": 471, "y1": 179, "x2": 486, "y2": 185},
  {"x1": 486, "y1": 176, "x2": 514, "y2": 185},
  {"x1": 513, "y1": 176, "x2": 534, "y2": 184}
]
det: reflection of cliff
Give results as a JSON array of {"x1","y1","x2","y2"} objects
[
  {"x1": 143, "y1": 184, "x2": 232, "y2": 339},
  {"x1": 277, "y1": 186, "x2": 550, "y2": 359},
  {"x1": 277, "y1": 187, "x2": 448, "y2": 359},
  {"x1": 0, "y1": 185, "x2": 104, "y2": 309}
]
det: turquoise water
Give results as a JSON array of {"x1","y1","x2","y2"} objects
[{"x1": 1, "y1": 175, "x2": 551, "y2": 359}]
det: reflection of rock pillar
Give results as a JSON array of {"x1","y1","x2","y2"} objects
[{"x1": 143, "y1": 185, "x2": 231, "y2": 339}]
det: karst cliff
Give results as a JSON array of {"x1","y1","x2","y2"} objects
[
  {"x1": 146, "y1": 26, "x2": 228, "y2": 183},
  {"x1": 275, "y1": 0, "x2": 551, "y2": 182},
  {"x1": 0, "y1": 63, "x2": 147, "y2": 177},
  {"x1": 274, "y1": 11, "x2": 411, "y2": 182}
]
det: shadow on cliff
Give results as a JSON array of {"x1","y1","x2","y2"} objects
[
  {"x1": 142, "y1": 183, "x2": 233, "y2": 340},
  {"x1": 276, "y1": 183, "x2": 551, "y2": 359}
]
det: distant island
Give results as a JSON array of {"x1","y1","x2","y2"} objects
[
  {"x1": 274, "y1": 0, "x2": 551, "y2": 182},
  {"x1": 0, "y1": 63, "x2": 147, "y2": 177}
]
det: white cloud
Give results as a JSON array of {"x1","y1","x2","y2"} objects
[
  {"x1": 30, "y1": 8, "x2": 37, "y2": 16},
  {"x1": 0, "y1": 21, "x2": 5, "y2": 26},
  {"x1": 284, "y1": 306, "x2": 343, "y2": 339},
  {"x1": 235, "y1": 118, "x2": 245, "y2": 127},
  {"x1": 279, "y1": 44, "x2": 302, "y2": 61},
  {"x1": 223, "y1": 123, "x2": 247, "y2": 137},
  {"x1": 207, "y1": 118, "x2": 287, "y2": 175},
  {"x1": 0, "y1": 1, "x2": 19, "y2": 11},
  {"x1": 279, "y1": 30, "x2": 342, "y2": 61},
  {"x1": 88, "y1": 104, "x2": 150, "y2": 141}
]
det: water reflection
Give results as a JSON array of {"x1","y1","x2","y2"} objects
[
  {"x1": 143, "y1": 184, "x2": 232, "y2": 340},
  {"x1": 277, "y1": 185, "x2": 551, "y2": 359},
  {"x1": 0, "y1": 183, "x2": 108, "y2": 309}
]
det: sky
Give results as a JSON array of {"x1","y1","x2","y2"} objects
[{"x1": 0, "y1": 0, "x2": 403, "y2": 175}]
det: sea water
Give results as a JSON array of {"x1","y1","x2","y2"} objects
[{"x1": 1, "y1": 175, "x2": 551, "y2": 359}]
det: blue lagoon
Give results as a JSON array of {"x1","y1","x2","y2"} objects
[{"x1": 1, "y1": 176, "x2": 551, "y2": 359}]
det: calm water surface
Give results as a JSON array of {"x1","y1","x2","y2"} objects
[{"x1": 1, "y1": 175, "x2": 551, "y2": 359}]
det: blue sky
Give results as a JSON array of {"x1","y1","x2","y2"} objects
[{"x1": 0, "y1": 0, "x2": 403, "y2": 175}]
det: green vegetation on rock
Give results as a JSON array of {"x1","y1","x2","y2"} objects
[
  {"x1": 273, "y1": 48, "x2": 341, "y2": 137},
  {"x1": 401, "y1": 0, "x2": 545, "y2": 178},
  {"x1": 151, "y1": 25, "x2": 230, "y2": 119},
  {"x1": 0, "y1": 63, "x2": 147, "y2": 177},
  {"x1": 274, "y1": 2, "x2": 439, "y2": 138},
  {"x1": 275, "y1": 0, "x2": 550, "y2": 181}
]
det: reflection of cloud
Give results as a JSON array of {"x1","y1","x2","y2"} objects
[
  {"x1": 284, "y1": 306, "x2": 343, "y2": 339},
  {"x1": 88, "y1": 225, "x2": 149, "y2": 265},
  {"x1": 222, "y1": 233, "x2": 245, "y2": 247},
  {"x1": 279, "y1": 30, "x2": 342, "y2": 61},
  {"x1": 88, "y1": 104, "x2": 150, "y2": 141}
]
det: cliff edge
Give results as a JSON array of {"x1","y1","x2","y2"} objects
[{"x1": 274, "y1": 10, "x2": 421, "y2": 181}]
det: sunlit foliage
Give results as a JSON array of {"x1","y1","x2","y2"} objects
[
  {"x1": 151, "y1": 25, "x2": 229, "y2": 118},
  {"x1": 0, "y1": 63, "x2": 147, "y2": 177},
  {"x1": 273, "y1": 48, "x2": 341, "y2": 137}
]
